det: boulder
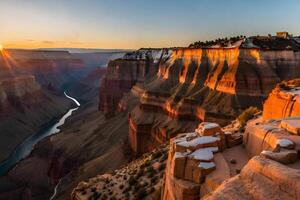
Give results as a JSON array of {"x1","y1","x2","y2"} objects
[
  {"x1": 280, "y1": 118, "x2": 300, "y2": 135},
  {"x1": 260, "y1": 149, "x2": 297, "y2": 164}
]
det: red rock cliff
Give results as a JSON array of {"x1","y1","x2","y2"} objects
[{"x1": 125, "y1": 47, "x2": 300, "y2": 156}]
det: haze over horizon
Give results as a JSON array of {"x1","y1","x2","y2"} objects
[{"x1": 1, "y1": 0, "x2": 300, "y2": 49}]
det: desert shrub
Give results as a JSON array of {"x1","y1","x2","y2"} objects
[
  {"x1": 146, "y1": 166, "x2": 156, "y2": 177},
  {"x1": 159, "y1": 153, "x2": 168, "y2": 162},
  {"x1": 151, "y1": 151, "x2": 162, "y2": 159},
  {"x1": 158, "y1": 163, "x2": 166, "y2": 171},
  {"x1": 148, "y1": 186, "x2": 155, "y2": 193},
  {"x1": 136, "y1": 168, "x2": 144, "y2": 178},
  {"x1": 128, "y1": 176, "x2": 137, "y2": 185},
  {"x1": 119, "y1": 184, "x2": 124, "y2": 190},
  {"x1": 136, "y1": 188, "x2": 148, "y2": 199},
  {"x1": 150, "y1": 176, "x2": 158, "y2": 184},
  {"x1": 238, "y1": 107, "x2": 260, "y2": 131},
  {"x1": 123, "y1": 186, "x2": 131, "y2": 193},
  {"x1": 141, "y1": 160, "x2": 151, "y2": 168},
  {"x1": 146, "y1": 166, "x2": 155, "y2": 173},
  {"x1": 89, "y1": 191, "x2": 101, "y2": 200}
]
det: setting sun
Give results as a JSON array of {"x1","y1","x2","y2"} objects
[{"x1": 0, "y1": 44, "x2": 3, "y2": 51}]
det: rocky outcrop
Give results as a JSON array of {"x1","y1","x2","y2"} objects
[
  {"x1": 203, "y1": 156, "x2": 300, "y2": 200},
  {"x1": 162, "y1": 122, "x2": 245, "y2": 200},
  {"x1": 243, "y1": 116, "x2": 300, "y2": 157},
  {"x1": 263, "y1": 79, "x2": 300, "y2": 120},
  {"x1": 162, "y1": 118, "x2": 300, "y2": 200}
]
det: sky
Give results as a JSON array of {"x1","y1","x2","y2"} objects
[{"x1": 0, "y1": 0, "x2": 300, "y2": 49}]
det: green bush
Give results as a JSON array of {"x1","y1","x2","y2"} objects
[{"x1": 238, "y1": 107, "x2": 260, "y2": 130}]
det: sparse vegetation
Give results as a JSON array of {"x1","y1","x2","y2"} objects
[
  {"x1": 189, "y1": 35, "x2": 246, "y2": 48},
  {"x1": 136, "y1": 188, "x2": 148, "y2": 199},
  {"x1": 76, "y1": 145, "x2": 168, "y2": 200},
  {"x1": 238, "y1": 107, "x2": 260, "y2": 131}
]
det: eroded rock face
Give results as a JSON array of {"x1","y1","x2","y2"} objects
[
  {"x1": 0, "y1": 49, "x2": 85, "y2": 89},
  {"x1": 162, "y1": 122, "x2": 244, "y2": 200},
  {"x1": 99, "y1": 45, "x2": 300, "y2": 156},
  {"x1": 203, "y1": 156, "x2": 300, "y2": 200},
  {"x1": 99, "y1": 49, "x2": 171, "y2": 116},
  {"x1": 0, "y1": 49, "x2": 84, "y2": 163},
  {"x1": 243, "y1": 116, "x2": 300, "y2": 157},
  {"x1": 263, "y1": 79, "x2": 300, "y2": 120}
]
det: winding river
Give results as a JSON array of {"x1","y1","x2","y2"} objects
[{"x1": 0, "y1": 92, "x2": 80, "y2": 176}]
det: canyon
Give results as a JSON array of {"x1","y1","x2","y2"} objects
[
  {"x1": 99, "y1": 37, "x2": 300, "y2": 156},
  {"x1": 71, "y1": 35, "x2": 300, "y2": 200},
  {"x1": 0, "y1": 48, "x2": 127, "y2": 199},
  {"x1": 2, "y1": 34, "x2": 300, "y2": 200}
]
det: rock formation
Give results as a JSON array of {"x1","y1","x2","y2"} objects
[
  {"x1": 162, "y1": 122, "x2": 245, "y2": 200},
  {"x1": 263, "y1": 79, "x2": 300, "y2": 120},
  {"x1": 99, "y1": 48, "x2": 171, "y2": 116},
  {"x1": 119, "y1": 46, "x2": 300, "y2": 155},
  {"x1": 160, "y1": 80, "x2": 300, "y2": 200}
]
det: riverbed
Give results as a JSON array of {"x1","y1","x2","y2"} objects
[{"x1": 0, "y1": 92, "x2": 80, "y2": 176}]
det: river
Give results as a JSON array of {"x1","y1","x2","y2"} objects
[{"x1": 0, "y1": 92, "x2": 80, "y2": 176}]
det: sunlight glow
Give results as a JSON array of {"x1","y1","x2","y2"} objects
[{"x1": 0, "y1": 44, "x2": 3, "y2": 51}]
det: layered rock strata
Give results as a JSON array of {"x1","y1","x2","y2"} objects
[
  {"x1": 0, "y1": 49, "x2": 85, "y2": 89},
  {"x1": 244, "y1": 116, "x2": 300, "y2": 157},
  {"x1": 162, "y1": 122, "x2": 244, "y2": 200},
  {"x1": 263, "y1": 79, "x2": 300, "y2": 120},
  {"x1": 203, "y1": 156, "x2": 300, "y2": 200},
  {"x1": 123, "y1": 47, "x2": 300, "y2": 155},
  {"x1": 99, "y1": 49, "x2": 171, "y2": 116}
]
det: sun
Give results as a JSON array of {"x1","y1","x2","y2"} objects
[{"x1": 0, "y1": 44, "x2": 3, "y2": 51}]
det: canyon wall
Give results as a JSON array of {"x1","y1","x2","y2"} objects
[
  {"x1": 121, "y1": 48, "x2": 300, "y2": 155},
  {"x1": 99, "y1": 48, "x2": 171, "y2": 116},
  {"x1": 0, "y1": 49, "x2": 85, "y2": 163},
  {"x1": 0, "y1": 49, "x2": 85, "y2": 89},
  {"x1": 263, "y1": 79, "x2": 300, "y2": 120}
]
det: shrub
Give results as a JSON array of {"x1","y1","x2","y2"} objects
[
  {"x1": 128, "y1": 176, "x2": 137, "y2": 185},
  {"x1": 146, "y1": 166, "x2": 156, "y2": 177},
  {"x1": 136, "y1": 188, "x2": 148, "y2": 199},
  {"x1": 151, "y1": 151, "x2": 162, "y2": 159},
  {"x1": 158, "y1": 163, "x2": 166, "y2": 171},
  {"x1": 150, "y1": 176, "x2": 157, "y2": 184},
  {"x1": 238, "y1": 107, "x2": 260, "y2": 130},
  {"x1": 119, "y1": 184, "x2": 124, "y2": 190},
  {"x1": 159, "y1": 153, "x2": 168, "y2": 162},
  {"x1": 135, "y1": 168, "x2": 144, "y2": 178}
]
